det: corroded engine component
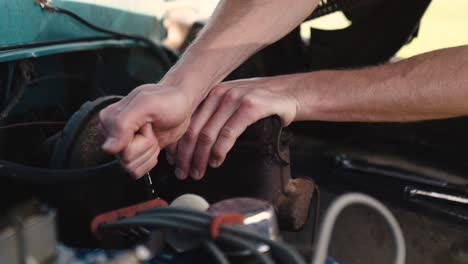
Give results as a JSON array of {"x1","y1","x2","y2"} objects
[
  {"x1": 154, "y1": 116, "x2": 315, "y2": 231},
  {"x1": 48, "y1": 97, "x2": 315, "y2": 247}
]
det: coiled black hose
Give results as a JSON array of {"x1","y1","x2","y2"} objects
[{"x1": 0, "y1": 160, "x2": 122, "y2": 184}]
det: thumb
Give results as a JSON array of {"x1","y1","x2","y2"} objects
[
  {"x1": 100, "y1": 116, "x2": 135, "y2": 155},
  {"x1": 102, "y1": 136, "x2": 130, "y2": 154},
  {"x1": 140, "y1": 122, "x2": 155, "y2": 139}
]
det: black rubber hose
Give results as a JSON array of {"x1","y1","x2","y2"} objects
[
  {"x1": 46, "y1": 5, "x2": 174, "y2": 69},
  {"x1": 203, "y1": 241, "x2": 230, "y2": 264},
  {"x1": 0, "y1": 159, "x2": 123, "y2": 184},
  {"x1": 0, "y1": 37, "x2": 113, "y2": 52}
]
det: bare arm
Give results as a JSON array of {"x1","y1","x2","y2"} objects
[
  {"x1": 297, "y1": 45, "x2": 468, "y2": 122},
  {"x1": 162, "y1": 0, "x2": 320, "y2": 106},
  {"x1": 99, "y1": 0, "x2": 319, "y2": 178},
  {"x1": 177, "y1": 45, "x2": 468, "y2": 180}
]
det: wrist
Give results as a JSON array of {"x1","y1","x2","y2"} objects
[
  {"x1": 159, "y1": 44, "x2": 228, "y2": 110},
  {"x1": 158, "y1": 68, "x2": 210, "y2": 111},
  {"x1": 288, "y1": 71, "x2": 332, "y2": 122}
]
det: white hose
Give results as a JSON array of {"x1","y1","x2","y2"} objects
[{"x1": 311, "y1": 193, "x2": 406, "y2": 264}]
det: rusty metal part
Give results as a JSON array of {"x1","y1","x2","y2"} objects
[
  {"x1": 155, "y1": 116, "x2": 316, "y2": 231},
  {"x1": 50, "y1": 96, "x2": 121, "y2": 169},
  {"x1": 50, "y1": 101, "x2": 315, "y2": 236},
  {"x1": 276, "y1": 177, "x2": 316, "y2": 230}
]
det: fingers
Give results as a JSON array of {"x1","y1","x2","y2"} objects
[
  {"x1": 119, "y1": 124, "x2": 154, "y2": 161},
  {"x1": 190, "y1": 89, "x2": 245, "y2": 179},
  {"x1": 99, "y1": 91, "x2": 153, "y2": 154},
  {"x1": 123, "y1": 145, "x2": 160, "y2": 179},
  {"x1": 173, "y1": 86, "x2": 228, "y2": 180},
  {"x1": 179, "y1": 89, "x2": 281, "y2": 181},
  {"x1": 165, "y1": 143, "x2": 177, "y2": 165},
  {"x1": 99, "y1": 108, "x2": 137, "y2": 154},
  {"x1": 98, "y1": 83, "x2": 196, "y2": 181},
  {"x1": 209, "y1": 104, "x2": 263, "y2": 167},
  {"x1": 118, "y1": 123, "x2": 160, "y2": 178}
]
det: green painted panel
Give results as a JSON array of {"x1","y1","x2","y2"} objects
[
  {"x1": 0, "y1": 39, "x2": 140, "y2": 62},
  {"x1": 0, "y1": 0, "x2": 166, "y2": 47}
]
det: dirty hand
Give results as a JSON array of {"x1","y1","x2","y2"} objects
[
  {"x1": 167, "y1": 77, "x2": 299, "y2": 181},
  {"x1": 99, "y1": 84, "x2": 193, "y2": 178}
]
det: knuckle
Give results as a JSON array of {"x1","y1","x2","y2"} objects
[
  {"x1": 211, "y1": 146, "x2": 226, "y2": 162},
  {"x1": 198, "y1": 130, "x2": 215, "y2": 145},
  {"x1": 240, "y1": 95, "x2": 258, "y2": 109},
  {"x1": 139, "y1": 89, "x2": 153, "y2": 98},
  {"x1": 219, "y1": 126, "x2": 235, "y2": 140},
  {"x1": 99, "y1": 103, "x2": 119, "y2": 121},
  {"x1": 223, "y1": 89, "x2": 240, "y2": 103},
  {"x1": 98, "y1": 109, "x2": 108, "y2": 123},
  {"x1": 119, "y1": 152, "x2": 133, "y2": 163},
  {"x1": 210, "y1": 86, "x2": 226, "y2": 97},
  {"x1": 183, "y1": 126, "x2": 198, "y2": 142},
  {"x1": 112, "y1": 117, "x2": 129, "y2": 133}
]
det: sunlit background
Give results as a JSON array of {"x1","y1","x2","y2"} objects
[
  {"x1": 165, "y1": 0, "x2": 467, "y2": 58},
  {"x1": 301, "y1": 0, "x2": 468, "y2": 58}
]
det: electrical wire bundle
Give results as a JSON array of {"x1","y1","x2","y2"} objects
[{"x1": 97, "y1": 193, "x2": 406, "y2": 264}]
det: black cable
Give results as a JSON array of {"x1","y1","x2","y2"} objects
[
  {"x1": 103, "y1": 217, "x2": 276, "y2": 264},
  {"x1": 0, "y1": 72, "x2": 88, "y2": 121},
  {"x1": 42, "y1": 4, "x2": 173, "y2": 69},
  {"x1": 0, "y1": 121, "x2": 65, "y2": 130},
  {"x1": 0, "y1": 79, "x2": 27, "y2": 120},
  {"x1": 27, "y1": 74, "x2": 87, "y2": 86},
  {"x1": 203, "y1": 241, "x2": 230, "y2": 264},
  {"x1": 100, "y1": 208, "x2": 306, "y2": 264},
  {"x1": 217, "y1": 236, "x2": 274, "y2": 264},
  {"x1": 129, "y1": 207, "x2": 304, "y2": 264},
  {"x1": 112, "y1": 213, "x2": 275, "y2": 264},
  {"x1": 0, "y1": 159, "x2": 123, "y2": 183},
  {"x1": 0, "y1": 37, "x2": 115, "y2": 53}
]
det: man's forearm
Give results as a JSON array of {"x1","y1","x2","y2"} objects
[
  {"x1": 160, "y1": 0, "x2": 319, "y2": 108},
  {"x1": 293, "y1": 45, "x2": 468, "y2": 122}
]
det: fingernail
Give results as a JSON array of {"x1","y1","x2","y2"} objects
[
  {"x1": 102, "y1": 137, "x2": 118, "y2": 150},
  {"x1": 165, "y1": 152, "x2": 175, "y2": 165},
  {"x1": 190, "y1": 169, "x2": 200, "y2": 180},
  {"x1": 175, "y1": 167, "x2": 185, "y2": 180},
  {"x1": 209, "y1": 159, "x2": 220, "y2": 168}
]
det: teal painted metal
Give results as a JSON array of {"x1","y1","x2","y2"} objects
[
  {"x1": 0, "y1": 0, "x2": 166, "y2": 47},
  {"x1": 0, "y1": 39, "x2": 140, "y2": 63}
]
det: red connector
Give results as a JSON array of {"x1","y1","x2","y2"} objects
[
  {"x1": 209, "y1": 212, "x2": 244, "y2": 240},
  {"x1": 91, "y1": 198, "x2": 168, "y2": 238}
]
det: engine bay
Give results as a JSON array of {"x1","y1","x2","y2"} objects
[{"x1": 2, "y1": 3, "x2": 468, "y2": 261}]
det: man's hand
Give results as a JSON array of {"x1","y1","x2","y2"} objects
[
  {"x1": 97, "y1": 0, "x2": 320, "y2": 180},
  {"x1": 167, "y1": 77, "x2": 300, "y2": 180},
  {"x1": 99, "y1": 84, "x2": 192, "y2": 178}
]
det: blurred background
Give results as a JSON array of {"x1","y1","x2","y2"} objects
[{"x1": 164, "y1": 0, "x2": 468, "y2": 58}]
